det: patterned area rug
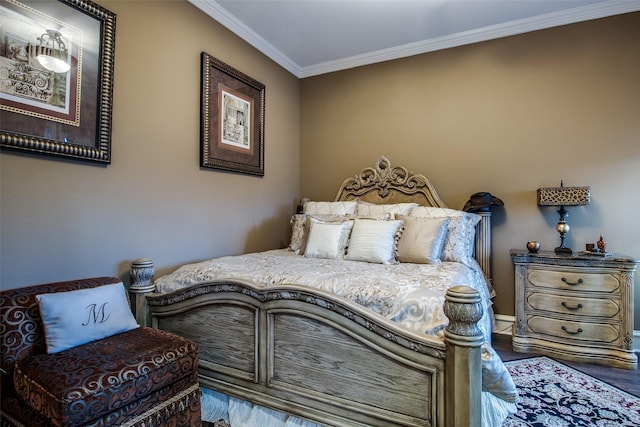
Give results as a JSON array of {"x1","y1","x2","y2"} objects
[{"x1": 504, "y1": 356, "x2": 640, "y2": 426}]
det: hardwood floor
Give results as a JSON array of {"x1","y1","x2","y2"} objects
[{"x1": 492, "y1": 333, "x2": 640, "y2": 397}]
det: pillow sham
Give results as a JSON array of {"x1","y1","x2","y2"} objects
[
  {"x1": 408, "y1": 206, "x2": 481, "y2": 263},
  {"x1": 36, "y1": 282, "x2": 139, "y2": 354},
  {"x1": 408, "y1": 206, "x2": 472, "y2": 219},
  {"x1": 356, "y1": 201, "x2": 417, "y2": 217},
  {"x1": 304, "y1": 218, "x2": 354, "y2": 260},
  {"x1": 395, "y1": 216, "x2": 450, "y2": 264},
  {"x1": 345, "y1": 219, "x2": 404, "y2": 264},
  {"x1": 303, "y1": 200, "x2": 357, "y2": 215}
]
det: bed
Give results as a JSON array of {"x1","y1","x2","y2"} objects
[{"x1": 130, "y1": 156, "x2": 517, "y2": 427}]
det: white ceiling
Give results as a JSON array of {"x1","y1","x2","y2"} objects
[{"x1": 189, "y1": 0, "x2": 640, "y2": 78}]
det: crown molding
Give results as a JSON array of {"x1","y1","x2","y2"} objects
[
  {"x1": 299, "y1": 0, "x2": 640, "y2": 78},
  {"x1": 190, "y1": 0, "x2": 640, "y2": 79},
  {"x1": 188, "y1": 0, "x2": 300, "y2": 76}
]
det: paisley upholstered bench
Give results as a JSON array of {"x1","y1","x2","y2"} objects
[{"x1": 0, "y1": 276, "x2": 201, "y2": 426}]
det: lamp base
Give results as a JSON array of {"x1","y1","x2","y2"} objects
[{"x1": 555, "y1": 246, "x2": 572, "y2": 255}]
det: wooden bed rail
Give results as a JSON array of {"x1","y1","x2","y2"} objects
[{"x1": 131, "y1": 281, "x2": 483, "y2": 427}]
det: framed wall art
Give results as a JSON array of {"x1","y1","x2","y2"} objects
[
  {"x1": 201, "y1": 52, "x2": 265, "y2": 176},
  {"x1": 0, "y1": 0, "x2": 116, "y2": 164}
]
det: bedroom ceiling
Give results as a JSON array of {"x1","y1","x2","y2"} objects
[{"x1": 189, "y1": 0, "x2": 640, "y2": 78}]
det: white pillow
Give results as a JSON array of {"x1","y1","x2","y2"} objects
[
  {"x1": 36, "y1": 283, "x2": 139, "y2": 354},
  {"x1": 304, "y1": 218, "x2": 354, "y2": 259},
  {"x1": 303, "y1": 200, "x2": 357, "y2": 215},
  {"x1": 356, "y1": 202, "x2": 417, "y2": 217},
  {"x1": 345, "y1": 219, "x2": 404, "y2": 264},
  {"x1": 408, "y1": 206, "x2": 481, "y2": 263},
  {"x1": 396, "y1": 216, "x2": 450, "y2": 264},
  {"x1": 289, "y1": 213, "x2": 354, "y2": 255}
]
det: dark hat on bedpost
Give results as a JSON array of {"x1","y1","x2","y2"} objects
[{"x1": 463, "y1": 192, "x2": 504, "y2": 213}]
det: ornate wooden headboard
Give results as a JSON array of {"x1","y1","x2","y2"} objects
[
  {"x1": 334, "y1": 156, "x2": 448, "y2": 207},
  {"x1": 334, "y1": 156, "x2": 494, "y2": 292}
]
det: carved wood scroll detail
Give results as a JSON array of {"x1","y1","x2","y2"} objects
[{"x1": 334, "y1": 156, "x2": 448, "y2": 207}]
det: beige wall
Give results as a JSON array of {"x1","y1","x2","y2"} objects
[
  {"x1": 0, "y1": 1, "x2": 300, "y2": 288},
  {"x1": 300, "y1": 12, "x2": 640, "y2": 328},
  {"x1": 2, "y1": 4, "x2": 639, "y2": 330}
]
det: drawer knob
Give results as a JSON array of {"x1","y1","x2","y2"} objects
[
  {"x1": 561, "y1": 325, "x2": 583, "y2": 335},
  {"x1": 561, "y1": 277, "x2": 584, "y2": 286},
  {"x1": 561, "y1": 301, "x2": 584, "y2": 311}
]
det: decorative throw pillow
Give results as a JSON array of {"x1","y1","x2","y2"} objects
[
  {"x1": 441, "y1": 216, "x2": 478, "y2": 263},
  {"x1": 303, "y1": 200, "x2": 357, "y2": 216},
  {"x1": 288, "y1": 213, "x2": 355, "y2": 255},
  {"x1": 345, "y1": 219, "x2": 404, "y2": 264},
  {"x1": 408, "y1": 207, "x2": 481, "y2": 263},
  {"x1": 36, "y1": 282, "x2": 139, "y2": 354},
  {"x1": 395, "y1": 216, "x2": 450, "y2": 264},
  {"x1": 288, "y1": 214, "x2": 308, "y2": 254},
  {"x1": 356, "y1": 201, "x2": 417, "y2": 217},
  {"x1": 304, "y1": 218, "x2": 354, "y2": 259}
]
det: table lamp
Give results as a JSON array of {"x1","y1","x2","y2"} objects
[{"x1": 537, "y1": 181, "x2": 590, "y2": 254}]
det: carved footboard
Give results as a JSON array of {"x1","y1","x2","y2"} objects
[{"x1": 139, "y1": 281, "x2": 483, "y2": 427}]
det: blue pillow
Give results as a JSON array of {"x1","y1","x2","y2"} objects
[{"x1": 36, "y1": 282, "x2": 139, "y2": 353}]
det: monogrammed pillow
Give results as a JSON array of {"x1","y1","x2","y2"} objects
[{"x1": 36, "y1": 282, "x2": 139, "y2": 353}]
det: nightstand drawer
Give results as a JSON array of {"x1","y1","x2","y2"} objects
[
  {"x1": 527, "y1": 315, "x2": 620, "y2": 344},
  {"x1": 528, "y1": 269, "x2": 619, "y2": 293},
  {"x1": 526, "y1": 292, "x2": 620, "y2": 318}
]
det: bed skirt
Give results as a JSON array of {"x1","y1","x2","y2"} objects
[{"x1": 200, "y1": 387, "x2": 516, "y2": 427}]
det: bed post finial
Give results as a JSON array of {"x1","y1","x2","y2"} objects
[
  {"x1": 443, "y1": 286, "x2": 483, "y2": 345},
  {"x1": 443, "y1": 286, "x2": 483, "y2": 427},
  {"x1": 129, "y1": 258, "x2": 156, "y2": 326}
]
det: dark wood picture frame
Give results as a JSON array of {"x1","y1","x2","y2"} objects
[
  {"x1": 200, "y1": 52, "x2": 265, "y2": 176},
  {"x1": 0, "y1": 0, "x2": 116, "y2": 164}
]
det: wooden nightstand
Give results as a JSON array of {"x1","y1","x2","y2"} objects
[{"x1": 511, "y1": 249, "x2": 638, "y2": 370}]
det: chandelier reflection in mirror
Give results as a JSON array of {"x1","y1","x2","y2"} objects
[{"x1": 35, "y1": 29, "x2": 70, "y2": 74}]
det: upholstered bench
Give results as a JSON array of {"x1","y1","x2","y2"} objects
[{"x1": 1, "y1": 276, "x2": 202, "y2": 427}]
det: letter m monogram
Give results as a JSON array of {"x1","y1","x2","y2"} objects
[{"x1": 83, "y1": 302, "x2": 111, "y2": 326}]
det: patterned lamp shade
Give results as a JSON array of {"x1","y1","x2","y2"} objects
[
  {"x1": 536, "y1": 181, "x2": 590, "y2": 254},
  {"x1": 537, "y1": 184, "x2": 590, "y2": 207}
]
